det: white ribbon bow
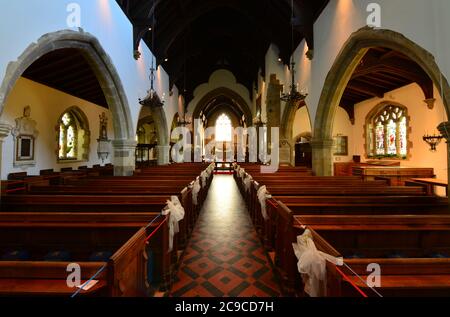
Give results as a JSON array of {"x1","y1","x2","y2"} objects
[
  {"x1": 162, "y1": 196, "x2": 185, "y2": 252},
  {"x1": 238, "y1": 168, "x2": 245, "y2": 179},
  {"x1": 244, "y1": 174, "x2": 253, "y2": 192},
  {"x1": 200, "y1": 170, "x2": 208, "y2": 188},
  {"x1": 257, "y1": 185, "x2": 270, "y2": 220},
  {"x1": 192, "y1": 179, "x2": 201, "y2": 206},
  {"x1": 292, "y1": 229, "x2": 343, "y2": 297}
]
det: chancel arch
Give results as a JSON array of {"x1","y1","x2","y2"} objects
[{"x1": 192, "y1": 87, "x2": 252, "y2": 127}]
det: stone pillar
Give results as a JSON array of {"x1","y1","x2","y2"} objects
[
  {"x1": 437, "y1": 121, "x2": 450, "y2": 206},
  {"x1": 266, "y1": 75, "x2": 282, "y2": 149},
  {"x1": 0, "y1": 123, "x2": 12, "y2": 193},
  {"x1": 311, "y1": 138, "x2": 334, "y2": 176},
  {"x1": 157, "y1": 145, "x2": 170, "y2": 165},
  {"x1": 112, "y1": 139, "x2": 137, "y2": 176}
]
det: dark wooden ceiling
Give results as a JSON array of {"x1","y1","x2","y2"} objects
[
  {"x1": 340, "y1": 47, "x2": 433, "y2": 124},
  {"x1": 22, "y1": 48, "x2": 108, "y2": 108},
  {"x1": 117, "y1": 0, "x2": 329, "y2": 103}
]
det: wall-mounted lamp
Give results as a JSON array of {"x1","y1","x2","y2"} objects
[{"x1": 423, "y1": 133, "x2": 443, "y2": 152}]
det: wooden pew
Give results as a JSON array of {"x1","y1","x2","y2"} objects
[
  {"x1": 0, "y1": 213, "x2": 170, "y2": 296},
  {"x1": 24, "y1": 184, "x2": 196, "y2": 247},
  {"x1": 264, "y1": 195, "x2": 449, "y2": 250},
  {"x1": 292, "y1": 214, "x2": 450, "y2": 297}
]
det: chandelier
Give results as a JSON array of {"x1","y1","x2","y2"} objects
[
  {"x1": 178, "y1": 37, "x2": 191, "y2": 126},
  {"x1": 423, "y1": 133, "x2": 443, "y2": 152},
  {"x1": 280, "y1": 60, "x2": 307, "y2": 103},
  {"x1": 139, "y1": 8, "x2": 164, "y2": 108},
  {"x1": 139, "y1": 63, "x2": 164, "y2": 108},
  {"x1": 280, "y1": 0, "x2": 307, "y2": 104}
]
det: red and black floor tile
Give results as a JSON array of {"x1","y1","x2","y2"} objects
[{"x1": 170, "y1": 175, "x2": 281, "y2": 297}]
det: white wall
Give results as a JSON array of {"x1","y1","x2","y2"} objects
[
  {"x1": 0, "y1": 0, "x2": 179, "y2": 141},
  {"x1": 1, "y1": 77, "x2": 114, "y2": 177},
  {"x1": 332, "y1": 106, "x2": 355, "y2": 163}
]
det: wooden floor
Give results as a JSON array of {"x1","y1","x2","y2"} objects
[{"x1": 170, "y1": 175, "x2": 281, "y2": 297}]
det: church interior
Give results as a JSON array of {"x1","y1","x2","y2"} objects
[{"x1": 0, "y1": 0, "x2": 450, "y2": 299}]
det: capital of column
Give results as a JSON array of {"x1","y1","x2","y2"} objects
[
  {"x1": 112, "y1": 138, "x2": 138, "y2": 149},
  {"x1": 310, "y1": 138, "x2": 334, "y2": 149},
  {"x1": 0, "y1": 122, "x2": 11, "y2": 141},
  {"x1": 438, "y1": 122, "x2": 450, "y2": 141}
]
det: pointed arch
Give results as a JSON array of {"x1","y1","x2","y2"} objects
[
  {"x1": 313, "y1": 26, "x2": 450, "y2": 176},
  {"x1": 0, "y1": 30, "x2": 136, "y2": 175}
]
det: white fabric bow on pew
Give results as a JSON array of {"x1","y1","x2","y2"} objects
[
  {"x1": 257, "y1": 185, "x2": 270, "y2": 220},
  {"x1": 238, "y1": 168, "x2": 245, "y2": 179},
  {"x1": 200, "y1": 170, "x2": 208, "y2": 188},
  {"x1": 192, "y1": 178, "x2": 201, "y2": 206},
  {"x1": 292, "y1": 229, "x2": 344, "y2": 297},
  {"x1": 162, "y1": 196, "x2": 185, "y2": 252},
  {"x1": 244, "y1": 174, "x2": 253, "y2": 192}
]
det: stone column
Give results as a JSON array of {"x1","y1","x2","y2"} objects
[
  {"x1": 112, "y1": 139, "x2": 137, "y2": 176},
  {"x1": 311, "y1": 138, "x2": 334, "y2": 176},
  {"x1": 0, "y1": 123, "x2": 11, "y2": 193},
  {"x1": 437, "y1": 121, "x2": 450, "y2": 206},
  {"x1": 157, "y1": 145, "x2": 170, "y2": 165}
]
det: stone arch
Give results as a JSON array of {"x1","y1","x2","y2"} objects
[
  {"x1": 313, "y1": 26, "x2": 450, "y2": 176},
  {"x1": 192, "y1": 87, "x2": 252, "y2": 126},
  {"x1": 0, "y1": 29, "x2": 135, "y2": 175},
  {"x1": 136, "y1": 105, "x2": 169, "y2": 165},
  {"x1": 281, "y1": 100, "x2": 310, "y2": 141},
  {"x1": 294, "y1": 132, "x2": 313, "y2": 143},
  {"x1": 281, "y1": 101, "x2": 311, "y2": 166}
]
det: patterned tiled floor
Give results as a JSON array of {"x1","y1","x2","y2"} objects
[{"x1": 170, "y1": 175, "x2": 281, "y2": 297}]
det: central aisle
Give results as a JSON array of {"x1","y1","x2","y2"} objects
[{"x1": 171, "y1": 175, "x2": 281, "y2": 297}]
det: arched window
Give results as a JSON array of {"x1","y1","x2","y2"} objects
[
  {"x1": 59, "y1": 112, "x2": 77, "y2": 159},
  {"x1": 366, "y1": 104, "x2": 409, "y2": 158},
  {"x1": 57, "y1": 107, "x2": 90, "y2": 161},
  {"x1": 215, "y1": 113, "x2": 232, "y2": 142}
]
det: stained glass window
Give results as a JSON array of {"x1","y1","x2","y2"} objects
[
  {"x1": 59, "y1": 112, "x2": 77, "y2": 160},
  {"x1": 367, "y1": 105, "x2": 408, "y2": 158},
  {"x1": 216, "y1": 114, "x2": 232, "y2": 142}
]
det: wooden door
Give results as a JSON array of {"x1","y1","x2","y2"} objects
[{"x1": 295, "y1": 143, "x2": 312, "y2": 168}]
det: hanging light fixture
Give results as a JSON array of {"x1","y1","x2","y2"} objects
[
  {"x1": 178, "y1": 36, "x2": 191, "y2": 126},
  {"x1": 139, "y1": 8, "x2": 164, "y2": 108},
  {"x1": 280, "y1": 0, "x2": 308, "y2": 104}
]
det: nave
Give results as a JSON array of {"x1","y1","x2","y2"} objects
[{"x1": 171, "y1": 175, "x2": 281, "y2": 297}]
